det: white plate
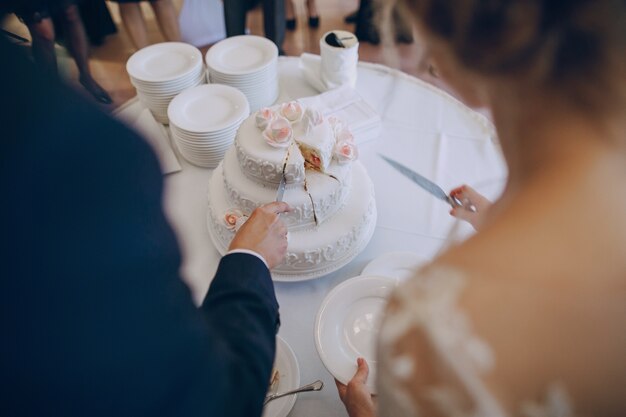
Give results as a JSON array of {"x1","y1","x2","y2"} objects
[
  {"x1": 361, "y1": 251, "x2": 430, "y2": 282},
  {"x1": 208, "y1": 62, "x2": 275, "y2": 77},
  {"x1": 130, "y1": 65, "x2": 204, "y2": 88},
  {"x1": 133, "y1": 73, "x2": 205, "y2": 95},
  {"x1": 170, "y1": 117, "x2": 245, "y2": 138},
  {"x1": 176, "y1": 144, "x2": 231, "y2": 156},
  {"x1": 208, "y1": 67, "x2": 276, "y2": 83},
  {"x1": 172, "y1": 130, "x2": 235, "y2": 144},
  {"x1": 206, "y1": 35, "x2": 278, "y2": 76},
  {"x1": 127, "y1": 42, "x2": 202, "y2": 83},
  {"x1": 167, "y1": 84, "x2": 249, "y2": 133},
  {"x1": 262, "y1": 336, "x2": 300, "y2": 417},
  {"x1": 175, "y1": 141, "x2": 233, "y2": 151},
  {"x1": 209, "y1": 69, "x2": 276, "y2": 81},
  {"x1": 315, "y1": 275, "x2": 397, "y2": 394}
]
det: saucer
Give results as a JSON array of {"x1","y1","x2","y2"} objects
[{"x1": 262, "y1": 336, "x2": 300, "y2": 417}]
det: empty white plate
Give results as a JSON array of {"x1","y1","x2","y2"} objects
[
  {"x1": 207, "y1": 35, "x2": 277, "y2": 76},
  {"x1": 262, "y1": 336, "x2": 300, "y2": 417},
  {"x1": 167, "y1": 84, "x2": 248, "y2": 133},
  {"x1": 127, "y1": 42, "x2": 202, "y2": 82},
  {"x1": 315, "y1": 275, "x2": 397, "y2": 394}
]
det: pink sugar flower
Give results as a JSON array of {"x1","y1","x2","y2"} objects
[
  {"x1": 334, "y1": 140, "x2": 358, "y2": 163},
  {"x1": 263, "y1": 116, "x2": 293, "y2": 148},
  {"x1": 280, "y1": 101, "x2": 304, "y2": 122}
]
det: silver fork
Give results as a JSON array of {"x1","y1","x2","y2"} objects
[{"x1": 264, "y1": 380, "x2": 324, "y2": 406}]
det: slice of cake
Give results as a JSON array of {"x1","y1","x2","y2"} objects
[{"x1": 295, "y1": 121, "x2": 335, "y2": 172}]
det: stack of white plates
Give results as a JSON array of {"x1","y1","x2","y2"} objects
[
  {"x1": 205, "y1": 35, "x2": 279, "y2": 112},
  {"x1": 127, "y1": 42, "x2": 205, "y2": 124},
  {"x1": 167, "y1": 84, "x2": 249, "y2": 168}
]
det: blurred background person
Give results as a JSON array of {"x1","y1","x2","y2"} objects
[
  {"x1": 223, "y1": 0, "x2": 285, "y2": 53},
  {"x1": 13, "y1": 0, "x2": 113, "y2": 103},
  {"x1": 349, "y1": 0, "x2": 412, "y2": 45},
  {"x1": 285, "y1": 0, "x2": 318, "y2": 31},
  {"x1": 53, "y1": 0, "x2": 117, "y2": 47},
  {"x1": 108, "y1": 0, "x2": 180, "y2": 50}
]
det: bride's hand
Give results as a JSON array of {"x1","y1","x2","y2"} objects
[
  {"x1": 449, "y1": 185, "x2": 492, "y2": 231},
  {"x1": 335, "y1": 358, "x2": 376, "y2": 417}
]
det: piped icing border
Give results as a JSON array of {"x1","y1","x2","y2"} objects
[{"x1": 222, "y1": 163, "x2": 353, "y2": 230}]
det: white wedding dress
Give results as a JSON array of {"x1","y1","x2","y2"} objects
[{"x1": 377, "y1": 267, "x2": 576, "y2": 417}]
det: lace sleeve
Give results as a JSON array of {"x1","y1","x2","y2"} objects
[
  {"x1": 376, "y1": 267, "x2": 576, "y2": 417},
  {"x1": 377, "y1": 266, "x2": 504, "y2": 417}
]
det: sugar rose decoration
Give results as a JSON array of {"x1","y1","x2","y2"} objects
[
  {"x1": 255, "y1": 108, "x2": 275, "y2": 130},
  {"x1": 336, "y1": 127, "x2": 355, "y2": 144},
  {"x1": 223, "y1": 209, "x2": 244, "y2": 230},
  {"x1": 223, "y1": 209, "x2": 249, "y2": 232},
  {"x1": 263, "y1": 116, "x2": 293, "y2": 148},
  {"x1": 280, "y1": 101, "x2": 304, "y2": 122},
  {"x1": 302, "y1": 107, "x2": 324, "y2": 133},
  {"x1": 327, "y1": 116, "x2": 345, "y2": 136},
  {"x1": 334, "y1": 126, "x2": 357, "y2": 163}
]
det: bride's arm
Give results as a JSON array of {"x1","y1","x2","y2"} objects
[{"x1": 339, "y1": 266, "x2": 502, "y2": 417}]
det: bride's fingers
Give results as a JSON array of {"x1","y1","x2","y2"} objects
[
  {"x1": 450, "y1": 206, "x2": 481, "y2": 227},
  {"x1": 450, "y1": 185, "x2": 491, "y2": 211}
]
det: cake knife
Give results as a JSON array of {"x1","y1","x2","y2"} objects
[
  {"x1": 276, "y1": 175, "x2": 286, "y2": 202},
  {"x1": 379, "y1": 154, "x2": 476, "y2": 212}
]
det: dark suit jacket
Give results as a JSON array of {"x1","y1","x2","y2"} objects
[{"x1": 0, "y1": 38, "x2": 279, "y2": 417}]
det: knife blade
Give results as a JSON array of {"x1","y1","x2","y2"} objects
[
  {"x1": 379, "y1": 154, "x2": 471, "y2": 210},
  {"x1": 275, "y1": 175, "x2": 286, "y2": 202}
]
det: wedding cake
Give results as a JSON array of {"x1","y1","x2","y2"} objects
[{"x1": 207, "y1": 101, "x2": 377, "y2": 280}]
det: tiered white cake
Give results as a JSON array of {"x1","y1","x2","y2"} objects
[{"x1": 207, "y1": 101, "x2": 377, "y2": 281}]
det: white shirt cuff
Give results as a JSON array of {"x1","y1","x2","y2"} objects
[{"x1": 225, "y1": 249, "x2": 269, "y2": 269}]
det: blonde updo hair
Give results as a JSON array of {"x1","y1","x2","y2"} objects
[{"x1": 386, "y1": 0, "x2": 626, "y2": 111}]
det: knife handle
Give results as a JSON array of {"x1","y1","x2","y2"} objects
[{"x1": 448, "y1": 195, "x2": 477, "y2": 213}]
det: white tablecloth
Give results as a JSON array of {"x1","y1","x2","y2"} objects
[{"x1": 118, "y1": 56, "x2": 507, "y2": 417}]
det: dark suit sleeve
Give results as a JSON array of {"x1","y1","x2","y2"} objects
[
  {"x1": 201, "y1": 253, "x2": 280, "y2": 415},
  {"x1": 0, "y1": 39, "x2": 278, "y2": 417}
]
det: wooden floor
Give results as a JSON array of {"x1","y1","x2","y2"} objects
[{"x1": 2, "y1": 0, "x2": 442, "y2": 109}]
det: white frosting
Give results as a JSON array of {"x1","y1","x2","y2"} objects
[{"x1": 222, "y1": 147, "x2": 352, "y2": 229}]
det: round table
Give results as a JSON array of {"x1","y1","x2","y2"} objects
[{"x1": 125, "y1": 56, "x2": 507, "y2": 417}]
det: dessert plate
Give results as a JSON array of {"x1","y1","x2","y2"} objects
[
  {"x1": 315, "y1": 275, "x2": 397, "y2": 393},
  {"x1": 361, "y1": 251, "x2": 429, "y2": 282},
  {"x1": 206, "y1": 35, "x2": 277, "y2": 76},
  {"x1": 262, "y1": 336, "x2": 300, "y2": 417},
  {"x1": 127, "y1": 42, "x2": 202, "y2": 82},
  {"x1": 168, "y1": 84, "x2": 248, "y2": 133}
]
